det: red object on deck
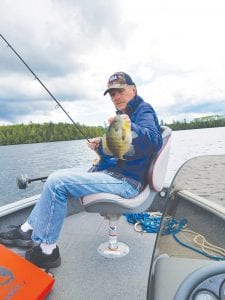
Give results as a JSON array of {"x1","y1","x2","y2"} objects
[{"x1": 0, "y1": 244, "x2": 55, "y2": 299}]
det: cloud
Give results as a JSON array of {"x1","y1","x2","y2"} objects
[{"x1": 0, "y1": 0, "x2": 225, "y2": 126}]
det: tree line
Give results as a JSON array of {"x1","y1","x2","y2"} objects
[
  {"x1": 163, "y1": 115, "x2": 225, "y2": 131},
  {"x1": 0, "y1": 114, "x2": 224, "y2": 146},
  {"x1": 0, "y1": 122, "x2": 105, "y2": 146}
]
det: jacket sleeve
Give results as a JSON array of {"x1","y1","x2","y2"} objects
[
  {"x1": 131, "y1": 104, "x2": 162, "y2": 155},
  {"x1": 92, "y1": 139, "x2": 118, "y2": 170}
]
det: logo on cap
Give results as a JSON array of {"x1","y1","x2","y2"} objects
[
  {"x1": 108, "y1": 73, "x2": 126, "y2": 85},
  {"x1": 104, "y1": 72, "x2": 135, "y2": 95}
]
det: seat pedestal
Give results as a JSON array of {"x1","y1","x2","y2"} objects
[
  {"x1": 82, "y1": 126, "x2": 172, "y2": 258},
  {"x1": 98, "y1": 215, "x2": 129, "y2": 258},
  {"x1": 98, "y1": 241, "x2": 129, "y2": 258}
]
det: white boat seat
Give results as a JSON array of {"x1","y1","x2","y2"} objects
[
  {"x1": 81, "y1": 126, "x2": 172, "y2": 257},
  {"x1": 82, "y1": 126, "x2": 172, "y2": 213}
]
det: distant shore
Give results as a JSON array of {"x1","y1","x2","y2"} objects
[{"x1": 0, "y1": 120, "x2": 225, "y2": 146}]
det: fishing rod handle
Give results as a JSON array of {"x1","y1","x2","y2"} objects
[{"x1": 16, "y1": 174, "x2": 48, "y2": 189}]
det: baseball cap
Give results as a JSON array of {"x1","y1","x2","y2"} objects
[{"x1": 103, "y1": 72, "x2": 135, "y2": 95}]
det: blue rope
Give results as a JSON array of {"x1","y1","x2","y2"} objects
[
  {"x1": 125, "y1": 213, "x2": 161, "y2": 233},
  {"x1": 124, "y1": 213, "x2": 187, "y2": 234},
  {"x1": 172, "y1": 234, "x2": 225, "y2": 261},
  {"x1": 125, "y1": 213, "x2": 225, "y2": 261},
  {"x1": 161, "y1": 217, "x2": 187, "y2": 235}
]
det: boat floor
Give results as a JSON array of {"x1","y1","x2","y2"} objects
[{"x1": 11, "y1": 211, "x2": 156, "y2": 299}]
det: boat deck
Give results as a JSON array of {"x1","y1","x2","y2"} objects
[
  {"x1": 2, "y1": 203, "x2": 156, "y2": 300},
  {"x1": 0, "y1": 194, "x2": 157, "y2": 299},
  {"x1": 45, "y1": 211, "x2": 155, "y2": 299}
]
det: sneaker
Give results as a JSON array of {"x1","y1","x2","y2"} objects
[
  {"x1": 25, "y1": 245, "x2": 61, "y2": 269},
  {"x1": 0, "y1": 225, "x2": 34, "y2": 247}
]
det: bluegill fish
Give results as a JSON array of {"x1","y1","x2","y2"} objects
[{"x1": 102, "y1": 115, "x2": 136, "y2": 160}]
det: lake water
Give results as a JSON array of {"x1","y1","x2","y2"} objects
[{"x1": 0, "y1": 127, "x2": 225, "y2": 206}]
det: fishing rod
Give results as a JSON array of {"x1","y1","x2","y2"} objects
[
  {"x1": 0, "y1": 33, "x2": 90, "y2": 142},
  {"x1": 17, "y1": 174, "x2": 48, "y2": 189}
]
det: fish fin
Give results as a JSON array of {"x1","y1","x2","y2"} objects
[
  {"x1": 102, "y1": 134, "x2": 113, "y2": 155},
  {"x1": 131, "y1": 130, "x2": 138, "y2": 139},
  {"x1": 124, "y1": 144, "x2": 135, "y2": 157},
  {"x1": 118, "y1": 156, "x2": 127, "y2": 160}
]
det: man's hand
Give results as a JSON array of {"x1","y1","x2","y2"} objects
[
  {"x1": 108, "y1": 114, "x2": 131, "y2": 125},
  {"x1": 120, "y1": 114, "x2": 131, "y2": 125},
  {"x1": 87, "y1": 137, "x2": 101, "y2": 151}
]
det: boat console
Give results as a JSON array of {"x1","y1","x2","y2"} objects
[{"x1": 147, "y1": 155, "x2": 225, "y2": 300}]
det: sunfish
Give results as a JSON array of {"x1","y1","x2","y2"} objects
[{"x1": 102, "y1": 115, "x2": 136, "y2": 160}]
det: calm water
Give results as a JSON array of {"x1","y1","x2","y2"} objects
[{"x1": 0, "y1": 127, "x2": 225, "y2": 206}]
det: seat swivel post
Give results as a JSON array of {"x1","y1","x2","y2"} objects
[
  {"x1": 97, "y1": 214, "x2": 129, "y2": 258},
  {"x1": 108, "y1": 219, "x2": 119, "y2": 250}
]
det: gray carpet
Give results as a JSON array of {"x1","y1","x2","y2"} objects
[{"x1": 47, "y1": 211, "x2": 156, "y2": 300}]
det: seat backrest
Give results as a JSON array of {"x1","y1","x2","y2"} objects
[{"x1": 147, "y1": 126, "x2": 172, "y2": 192}]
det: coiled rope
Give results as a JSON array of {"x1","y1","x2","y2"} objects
[
  {"x1": 124, "y1": 212, "x2": 187, "y2": 234},
  {"x1": 173, "y1": 229, "x2": 225, "y2": 261},
  {"x1": 124, "y1": 212, "x2": 225, "y2": 260}
]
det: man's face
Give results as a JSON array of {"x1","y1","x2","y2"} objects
[{"x1": 109, "y1": 85, "x2": 136, "y2": 112}]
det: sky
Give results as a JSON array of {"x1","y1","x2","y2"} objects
[{"x1": 0, "y1": 0, "x2": 225, "y2": 126}]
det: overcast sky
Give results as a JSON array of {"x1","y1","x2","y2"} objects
[{"x1": 0, "y1": 0, "x2": 225, "y2": 126}]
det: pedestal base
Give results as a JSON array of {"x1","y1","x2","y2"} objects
[{"x1": 97, "y1": 242, "x2": 129, "y2": 258}]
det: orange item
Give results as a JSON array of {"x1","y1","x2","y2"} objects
[{"x1": 0, "y1": 244, "x2": 55, "y2": 299}]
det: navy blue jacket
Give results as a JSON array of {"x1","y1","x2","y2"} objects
[{"x1": 95, "y1": 95, "x2": 162, "y2": 187}]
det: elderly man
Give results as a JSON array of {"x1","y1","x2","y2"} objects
[{"x1": 0, "y1": 72, "x2": 162, "y2": 269}]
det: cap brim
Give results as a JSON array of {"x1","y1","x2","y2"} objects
[{"x1": 103, "y1": 84, "x2": 128, "y2": 96}]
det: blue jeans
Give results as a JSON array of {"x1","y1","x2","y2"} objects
[{"x1": 27, "y1": 168, "x2": 140, "y2": 244}]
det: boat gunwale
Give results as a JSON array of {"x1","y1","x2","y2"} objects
[{"x1": 0, "y1": 194, "x2": 40, "y2": 217}]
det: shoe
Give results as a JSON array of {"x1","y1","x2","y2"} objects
[
  {"x1": 0, "y1": 225, "x2": 34, "y2": 247},
  {"x1": 25, "y1": 245, "x2": 61, "y2": 269}
]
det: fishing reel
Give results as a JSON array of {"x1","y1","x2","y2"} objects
[{"x1": 16, "y1": 174, "x2": 47, "y2": 189}]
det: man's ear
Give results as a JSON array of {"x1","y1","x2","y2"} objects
[{"x1": 132, "y1": 86, "x2": 137, "y2": 94}]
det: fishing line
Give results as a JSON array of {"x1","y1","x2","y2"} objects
[{"x1": 0, "y1": 33, "x2": 90, "y2": 142}]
